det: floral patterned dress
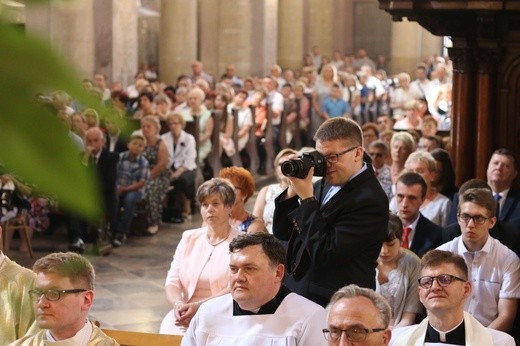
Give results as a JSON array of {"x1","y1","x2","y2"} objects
[{"x1": 143, "y1": 139, "x2": 170, "y2": 227}]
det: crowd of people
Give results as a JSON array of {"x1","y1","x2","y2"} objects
[{"x1": 1, "y1": 47, "x2": 520, "y2": 345}]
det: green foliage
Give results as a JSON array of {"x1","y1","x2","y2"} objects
[{"x1": 0, "y1": 22, "x2": 101, "y2": 220}]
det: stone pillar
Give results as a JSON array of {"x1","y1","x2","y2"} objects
[
  {"x1": 278, "y1": 0, "x2": 304, "y2": 71},
  {"x1": 159, "y1": 0, "x2": 197, "y2": 85},
  {"x1": 111, "y1": 1, "x2": 138, "y2": 87},
  {"x1": 420, "y1": 28, "x2": 442, "y2": 60},
  {"x1": 262, "y1": 0, "x2": 279, "y2": 75},
  {"x1": 217, "y1": 1, "x2": 253, "y2": 78},
  {"x1": 199, "y1": 0, "x2": 219, "y2": 78},
  {"x1": 390, "y1": 19, "x2": 421, "y2": 76},
  {"x1": 307, "y1": 0, "x2": 333, "y2": 57},
  {"x1": 25, "y1": 0, "x2": 95, "y2": 78}
]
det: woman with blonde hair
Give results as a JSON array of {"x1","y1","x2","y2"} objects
[{"x1": 253, "y1": 148, "x2": 298, "y2": 233}]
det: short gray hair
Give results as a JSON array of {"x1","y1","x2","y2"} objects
[
  {"x1": 327, "y1": 284, "x2": 391, "y2": 328},
  {"x1": 196, "y1": 178, "x2": 236, "y2": 208}
]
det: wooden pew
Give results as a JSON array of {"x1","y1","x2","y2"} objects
[
  {"x1": 246, "y1": 105, "x2": 260, "y2": 175},
  {"x1": 264, "y1": 104, "x2": 275, "y2": 176},
  {"x1": 102, "y1": 329, "x2": 182, "y2": 346},
  {"x1": 208, "y1": 110, "x2": 222, "y2": 176},
  {"x1": 229, "y1": 108, "x2": 243, "y2": 167}
]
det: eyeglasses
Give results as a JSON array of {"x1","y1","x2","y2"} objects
[
  {"x1": 28, "y1": 289, "x2": 87, "y2": 301},
  {"x1": 323, "y1": 146, "x2": 359, "y2": 164},
  {"x1": 418, "y1": 274, "x2": 466, "y2": 289},
  {"x1": 457, "y1": 213, "x2": 491, "y2": 225},
  {"x1": 322, "y1": 327, "x2": 386, "y2": 342},
  {"x1": 368, "y1": 152, "x2": 383, "y2": 158}
]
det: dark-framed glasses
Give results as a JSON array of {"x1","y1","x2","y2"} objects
[
  {"x1": 418, "y1": 274, "x2": 466, "y2": 289},
  {"x1": 457, "y1": 213, "x2": 491, "y2": 225},
  {"x1": 368, "y1": 152, "x2": 383, "y2": 158},
  {"x1": 322, "y1": 327, "x2": 386, "y2": 342},
  {"x1": 323, "y1": 146, "x2": 359, "y2": 164},
  {"x1": 28, "y1": 289, "x2": 87, "y2": 301}
]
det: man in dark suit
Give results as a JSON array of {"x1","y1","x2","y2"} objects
[
  {"x1": 486, "y1": 148, "x2": 520, "y2": 229},
  {"x1": 69, "y1": 127, "x2": 119, "y2": 252},
  {"x1": 104, "y1": 117, "x2": 128, "y2": 154},
  {"x1": 395, "y1": 172, "x2": 443, "y2": 257},
  {"x1": 273, "y1": 118, "x2": 388, "y2": 307}
]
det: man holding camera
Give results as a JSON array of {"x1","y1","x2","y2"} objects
[{"x1": 273, "y1": 117, "x2": 389, "y2": 307}]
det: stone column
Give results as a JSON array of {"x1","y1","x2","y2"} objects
[
  {"x1": 217, "y1": 0, "x2": 253, "y2": 78},
  {"x1": 307, "y1": 0, "x2": 333, "y2": 57},
  {"x1": 25, "y1": 0, "x2": 95, "y2": 78},
  {"x1": 199, "y1": 0, "x2": 219, "y2": 78},
  {"x1": 111, "y1": 1, "x2": 138, "y2": 87},
  {"x1": 159, "y1": 0, "x2": 197, "y2": 85},
  {"x1": 278, "y1": 0, "x2": 304, "y2": 71},
  {"x1": 390, "y1": 19, "x2": 421, "y2": 76}
]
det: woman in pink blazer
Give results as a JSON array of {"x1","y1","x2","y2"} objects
[{"x1": 160, "y1": 178, "x2": 240, "y2": 335}]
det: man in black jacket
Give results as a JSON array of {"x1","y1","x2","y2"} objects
[{"x1": 273, "y1": 117, "x2": 388, "y2": 307}]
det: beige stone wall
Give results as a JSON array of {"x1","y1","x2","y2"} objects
[{"x1": 112, "y1": 1, "x2": 138, "y2": 87}]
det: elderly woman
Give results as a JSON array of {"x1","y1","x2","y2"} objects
[
  {"x1": 160, "y1": 113, "x2": 198, "y2": 222},
  {"x1": 141, "y1": 115, "x2": 170, "y2": 235},
  {"x1": 376, "y1": 213, "x2": 422, "y2": 327},
  {"x1": 389, "y1": 131, "x2": 415, "y2": 185},
  {"x1": 218, "y1": 167, "x2": 266, "y2": 233},
  {"x1": 253, "y1": 148, "x2": 298, "y2": 233},
  {"x1": 160, "y1": 178, "x2": 240, "y2": 335},
  {"x1": 181, "y1": 87, "x2": 214, "y2": 165}
]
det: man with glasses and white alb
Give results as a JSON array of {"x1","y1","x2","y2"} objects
[
  {"x1": 436, "y1": 188, "x2": 520, "y2": 335},
  {"x1": 10, "y1": 252, "x2": 118, "y2": 345},
  {"x1": 390, "y1": 249, "x2": 515, "y2": 345}
]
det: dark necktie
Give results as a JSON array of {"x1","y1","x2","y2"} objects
[{"x1": 494, "y1": 193, "x2": 502, "y2": 219}]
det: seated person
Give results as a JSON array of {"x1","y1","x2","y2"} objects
[
  {"x1": 218, "y1": 167, "x2": 266, "y2": 233},
  {"x1": 376, "y1": 213, "x2": 422, "y2": 327},
  {"x1": 325, "y1": 284, "x2": 392, "y2": 345},
  {"x1": 160, "y1": 178, "x2": 241, "y2": 335},
  {"x1": 321, "y1": 83, "x2": 350, "y2": 119},
  {"x1": 0, "y1": 225, "x2": 37, "y2": 343},
  {"x1": 182, "y1": 233, "x2": 326, "y2": 345},
  {"x1": 11, "y1": 252, "x2": 118, "y2": 345},
  {"x1": 438, "y1": 188, "x2": 520, "y2": 333},
  {"x1": 112, "y1": 134, "x2": 150, "y2": 247},
  {"x1": 390, "y1": 250, "x2": 515, "y2": 345},
  {"x1": 160, "y1": 113, "x2": 197, "y2": 223}
]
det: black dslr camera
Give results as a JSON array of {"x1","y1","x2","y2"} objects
[{"x1": 281, "y1": 151, "x2": 326, "y2": 178}]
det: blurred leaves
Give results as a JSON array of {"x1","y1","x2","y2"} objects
[{"x1": 0, "y1": 22, "x2": 101, "y2": 220}]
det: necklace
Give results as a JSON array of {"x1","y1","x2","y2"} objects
[{"x1": 206, "y1": 229, "x2": 230, "y2": 247}]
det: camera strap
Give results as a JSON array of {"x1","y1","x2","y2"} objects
[{"x1": 317, "y1": 165, "x2": 327, "y2": 209}]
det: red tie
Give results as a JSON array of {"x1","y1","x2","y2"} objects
[
  {"x1": 374, "y1": 168, "x2": 379, "y2": 177},
  {"x1": 402, "y1": 227, "x2": 412, "y2": 249}
]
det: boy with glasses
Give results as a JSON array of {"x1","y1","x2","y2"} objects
[
  {"x1": 10, "y1": 252, "x2": 118, "y2": 345},
  {"x1": 390, "y1": 249, "x2": 515, "y2": 345},
  {"x1": 438, "y1": 188, "x2": 520, "y2": 334}
]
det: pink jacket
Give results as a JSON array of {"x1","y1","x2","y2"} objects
[{"x1": 165, "y1": 227, "x2": 240, "y2": 302}]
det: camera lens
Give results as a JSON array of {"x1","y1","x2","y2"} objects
[{"x1": 281, "y1": 160, "x2": 300, "y2": 177}]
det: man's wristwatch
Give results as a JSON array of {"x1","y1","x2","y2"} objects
[{"x1": 298, "y1": 196, "x2": 316, "y2": 205}]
